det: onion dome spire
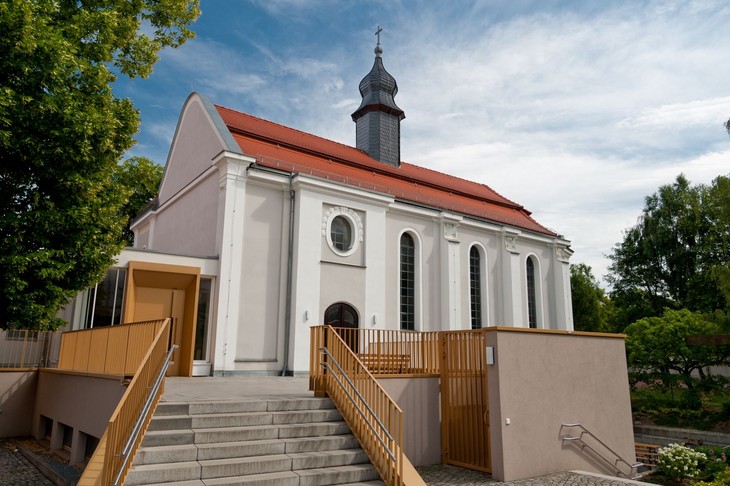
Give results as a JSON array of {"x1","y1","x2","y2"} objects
[{"x1": 351, "y1": 26, "x2": 405, "y2": 167}]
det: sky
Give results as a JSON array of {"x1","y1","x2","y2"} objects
[{"x1": 114, "y1": 0, "x2": 730, "y2": 286}]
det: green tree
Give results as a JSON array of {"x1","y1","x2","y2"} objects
[
  {"x1": 0, "y1": 0, "x2": 199, "y2": 329},
  {"x1": 570, "y1": 263, "x2": 611, "y2": 332},
  {"x1": 625, "y1": 308, "x2": 729, "y2": 383},
  {"x1": 606, "y1": 175, "x2": 729, "y2": 329},
  {"x1": 113, "y1": 157, "x2": 163, "y2": 246}
]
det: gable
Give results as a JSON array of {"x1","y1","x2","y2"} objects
[{"x1": 158, "y1": 93, "x2": 241, "y2": 205}]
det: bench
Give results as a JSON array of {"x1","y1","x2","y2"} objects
[
  {"x1": 635, "y1": 442, "x2": 659, "y2": 470},
  {"x1": 357, "y1": 353, "x2": 411, "y2": 374}
]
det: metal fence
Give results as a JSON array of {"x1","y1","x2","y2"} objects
[{"x1": 0, "y1": 329, "x2": 61, "y2": 369}]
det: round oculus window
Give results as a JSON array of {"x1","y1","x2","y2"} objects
[{"x1": 330, "y1": 215, "x2": 353, "y2": 252}]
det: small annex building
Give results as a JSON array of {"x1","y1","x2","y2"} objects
[{"x1": 61, "y1": 43, "x2": 574, "y2": 377}]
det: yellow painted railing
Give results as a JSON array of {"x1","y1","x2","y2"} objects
[
  {"x1": 440, "y1": 330, "x2": 491, "y2": 473},
  {"x1": 310, "y1": 326, "x2": 426, "y2": 486},
  {"x1": 77, "y1": 319, "x2": 171, "y2": 486},
  {"x1": 311, "y1": 326, "x2": 440, "y2": 376},
  {"x1": 58, "y1": 320, "x2": 168, "y2": 375}
]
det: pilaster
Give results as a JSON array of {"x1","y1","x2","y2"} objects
[
  {"x1": 439, "y1": 216, "x2": 462, "y2": 330},
  {"x1": 500, "y1": 229, "x2": 523, "y2": 327},
  {"x1": 212, "y1": 152, "x2": 254, "y2": 373},
  {"x1": 552, "y1": 241, "x2": 574, "y2": 331}
]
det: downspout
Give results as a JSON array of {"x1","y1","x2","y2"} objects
[{"x1": 281, "y1": 173, "x2": 296, "y2": 376}]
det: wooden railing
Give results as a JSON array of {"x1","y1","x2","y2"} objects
[
  {"x1": 77, "y1": 319, "x2": 171, "y2": 485},
  {"x1": 58, "y1": 320, "x2": 168, "y2": 375},
  {"x1": 310, "y1": 326, "x2": 440, "y2": 377},
  {"x1": 0, "y1": 329, "x2": 60, "y2": 368},
  {"x1": 310, "y1": 326, "x2": 425, "y2": 486}
]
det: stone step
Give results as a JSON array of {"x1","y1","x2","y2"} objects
[
  {"x1": 148, "y1": 409, "x2": 343, "y2": 431},
  {"x1": 297, "y1": 464, "x2": 382, "y2": 486},
  {"x1": 128, "y1": 449, "x2": 370, "y2": 485},
  {"x1": 155, "y1": 398, "x2": 335, "y2": 417},
  {"x1": 200, "y1": 464, "x2": 380, "y2": 486},
  {"x1": 135, "y1": 435, "x2": 360, "y2": 465}
]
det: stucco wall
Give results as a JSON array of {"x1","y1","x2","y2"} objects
[
  {"x1": 378, "y1": 377, "x2": 441, "y2": 467},
  {"x1": 152, "y1": 172, "x2": 220, "y2": 256},
  {"x1": 34, "y1": 370, "x2": 126, "y2": 439},
  {"x1": 158, "y1": 95, "x2": 227, "y2": 205},
  {"x1": 0, "y1": 371, "x2": 38, "y2": 438},
  {"x1": 487, "y1": 329, "x2": 635, "y2": 481},
  {"x1": 235, "y1": 182, "x2": 286, "y2": 368}
]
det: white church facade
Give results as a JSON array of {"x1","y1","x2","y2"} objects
[{"x1": 62, "y1": 45, "x2": 574, "y2": 376}]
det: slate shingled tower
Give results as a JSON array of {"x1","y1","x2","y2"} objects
[{"x1": 351, "y1": 29, "x2": 405, "y2": 167}]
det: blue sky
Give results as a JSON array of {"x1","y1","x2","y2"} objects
[{"x1": 114, "y1": 0, "x2": 730, "y2": 285}]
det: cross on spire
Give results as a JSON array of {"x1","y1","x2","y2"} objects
[{"x1": 375, "y1": 25, "x2": 382, "y2": 46}]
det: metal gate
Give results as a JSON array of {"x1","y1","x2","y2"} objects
[{"x1": 440, "y1": 330, "x2": 491, "y2": 472}]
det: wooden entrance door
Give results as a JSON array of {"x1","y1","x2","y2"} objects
[
  {"x1": 324, "y1": 303, "x2": 359, "y2": 352},
  {"x1": 133, "y1": 287, "x2": 186, "y2": 376},
  {"x1": 440, "y1": 331, "x2": 491, "y2": 472}
]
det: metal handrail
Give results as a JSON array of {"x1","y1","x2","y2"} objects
[
  {"x1": 320, "y1": 348, "x2": 396, "y2": 461},
  {"x1": 560, "y1": 423, "x2": 642, "y2": 479},
  {"x1": 112, "y1": 344, "x2": 177, "y2": 486}
]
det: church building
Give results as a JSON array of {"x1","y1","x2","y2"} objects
[{"x1": 62, "y1": 41, "x2": 574, "y2": 376}]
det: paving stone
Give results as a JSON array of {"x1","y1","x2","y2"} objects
[
  {"x1": 0, "y1": 440, "x2": 54, "y2": 486},
  {"x1": 416, "y1": 464, "x2": 653, "y2": 486}
]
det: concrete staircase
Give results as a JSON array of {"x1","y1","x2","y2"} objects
[{"x1": 125, "y1": 397, "x2": 384, "y2": 486}]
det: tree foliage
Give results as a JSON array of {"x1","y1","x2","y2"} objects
[
  {"x1": 625, "y1": 308, "x2": 730, "y2": 382},
  {"x1": 570, "y1": 263, "x2": 611, "y2": 332},
  {"x1": 0, "y1": 0, "x2": 199, "y2": 329},
  {"x1": 113, "y1": 157, "x2": 163, "y2": 246},
  {"x1": 607, "y1": 174, "x2": 730, "y2": 329}
]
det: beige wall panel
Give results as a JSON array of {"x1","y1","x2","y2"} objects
[
  {"x1": 319, "y1": 263, "x2": 366, "y2": 324},
  {"x1": 152, "y1": 174, "x2": 219, "y2": 256},
  {"x1": 378, "y1": 377, "x2": 441, "y2": 466},
  {"x1": 487, "y1": 331, "x2": 635, "y2": 481},
  {"x1": 34, "y1": 371, "x2": 126, "y2": 439},
  {"x1": 236, "y1": 184, "x2": 284, "y2": 362},
  {"x1": 0, "y1": 371, "x2": 38, "y2": 438},
  {"x1": 158, "y1": 97, "x2": 227, "y2": 205}
]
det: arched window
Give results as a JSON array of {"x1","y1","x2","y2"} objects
[
  {"x1": 526, "y1": 257, "x2": 537, "y2": 329},
  {"x1": 469, "y1": 246, "x2": 482, "y2": 329},
  {"x1": 400, "y1": 233, "x2": 415, "y2": 330}
]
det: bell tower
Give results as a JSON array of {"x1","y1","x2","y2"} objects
[{"x1": 351, "y1": 26, "x2": 405, "y2": 167}]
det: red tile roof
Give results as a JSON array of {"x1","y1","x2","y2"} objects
[{"x1": 215, "y1": 105, "x2": 556, "y2": 236}]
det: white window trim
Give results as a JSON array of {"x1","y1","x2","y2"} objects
[
  {"x1": 322, "y1": 206, "x2": 363, "y2": 257},
  {"x1": 524, "y1": 253, "x2": 545, "y2": 329},
  {"x1": 468, "y1": 242, "x2": 489, "y2": 329},
  {"x1": 397, "y1": 229, "x2": 422, "y2": 331}
]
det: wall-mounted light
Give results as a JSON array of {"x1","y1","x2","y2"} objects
[
  {"x1": 304, "y1": 310, "x2": 309, "y2": 321},
  {"x1": 372, "y1": 315, "x2": 377, "y2": 326}
]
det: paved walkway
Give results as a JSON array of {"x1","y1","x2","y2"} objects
[
  {"x1": 417, "y1": 464, "x2": 653, "y2": 485},
  {"x1": 0, "y1": 440, "x2": 53, "y2": 486}
]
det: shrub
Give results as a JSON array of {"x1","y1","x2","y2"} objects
[
  {"x1": 694, "y1": 446, "x2": 729, "y2": 481},
  {"x1": 692, "y1": 466, "x2": 730, "y2": 486},
  {"x1": 657, "y1": 443, "x2": 706, "y2": 481}
]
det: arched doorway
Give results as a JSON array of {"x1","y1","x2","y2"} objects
[{"x1": 324, "y1": 303, "x2": 359, "y2": 352}]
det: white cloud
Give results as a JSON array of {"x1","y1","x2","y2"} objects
[{"x1": 125, "y1": 0, "x2": 730, "y2": 287}]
